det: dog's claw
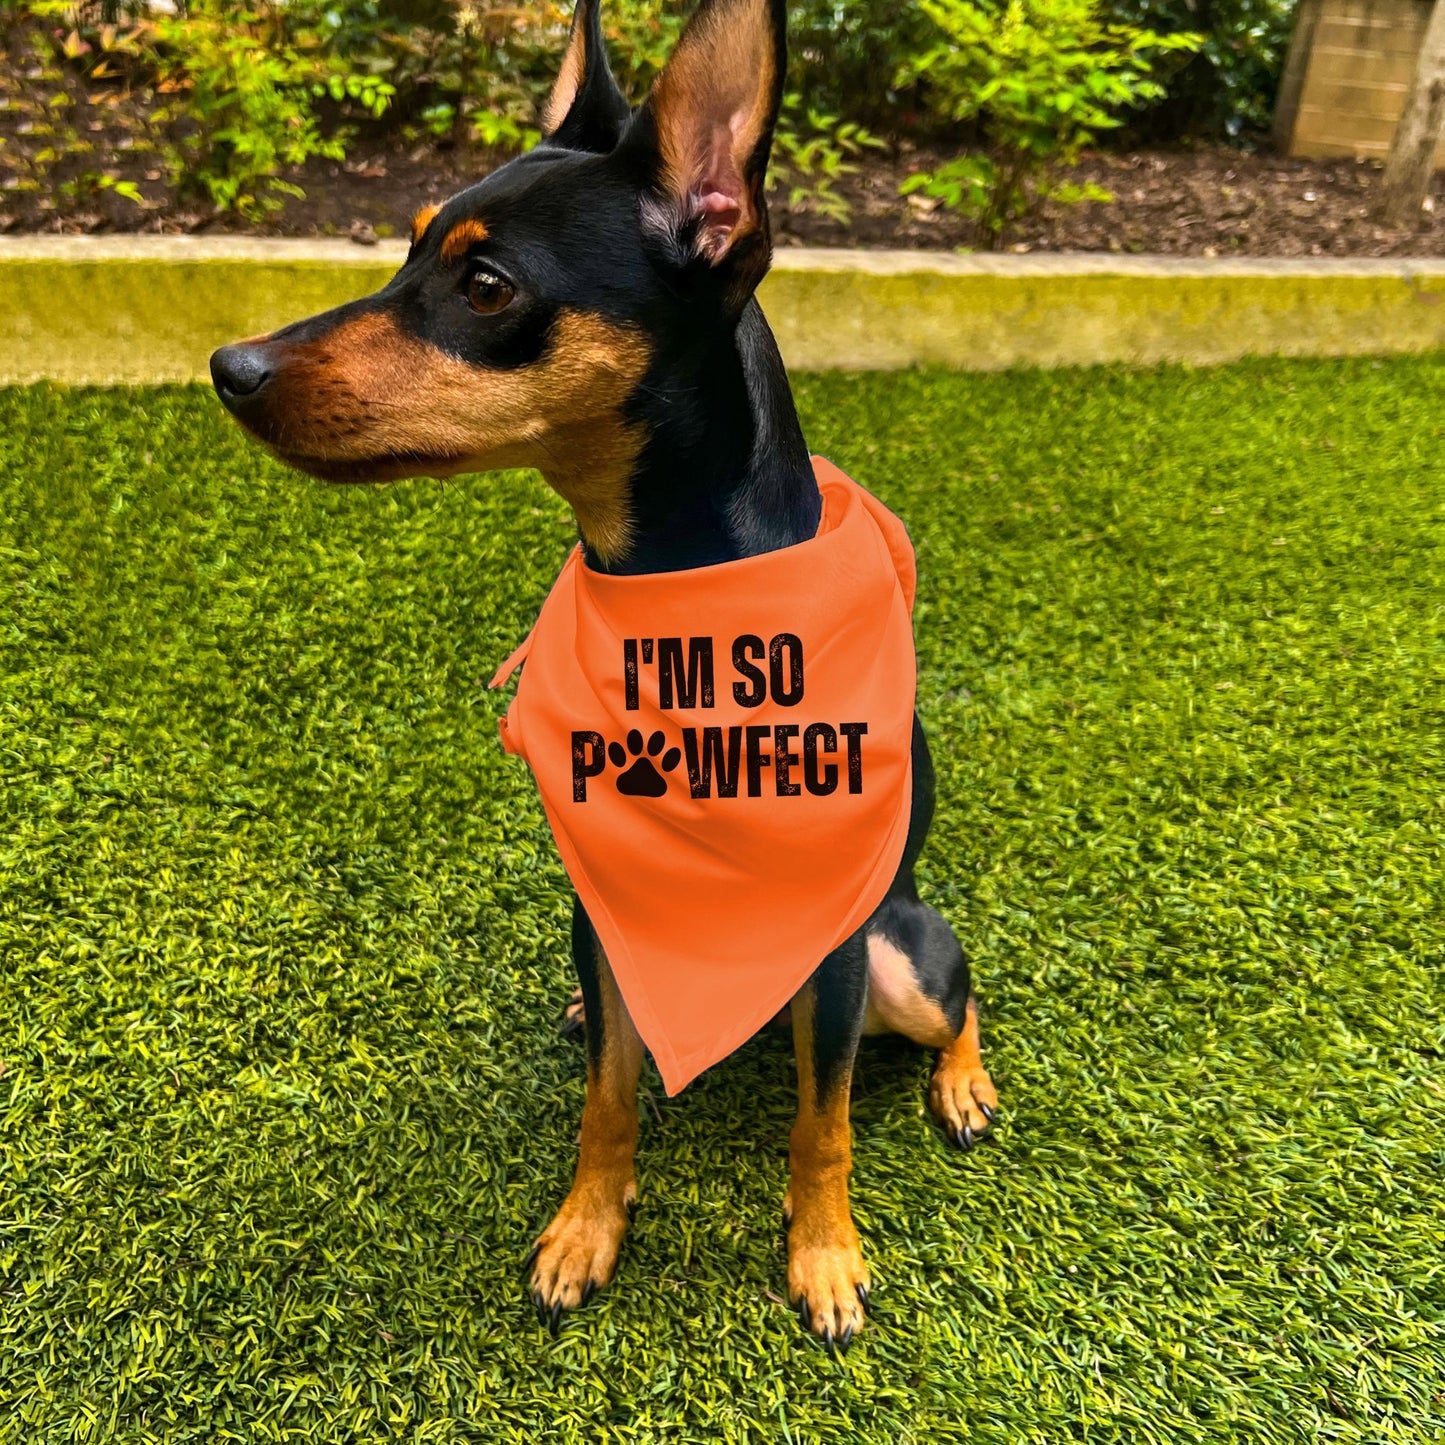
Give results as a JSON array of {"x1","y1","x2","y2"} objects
[
  {"x1": 947, "y1": 1122, "x2": 976, "y2": 1150},
  {"x1": 581, "y1": 1279, "x2": 595, "y2": 1306},
  {"x1": 521, "y1": 1244, "x2": 540, "y2": 1277},
  {"x1": 798, "y1": 1297, "x2": 811, "y2": 1330},
  {"x1": 839, "y1": 1324, "x2": 854, "y2": 1355},
  {"x1": 980, "y1": 1101, "x2": 996, "y2": 1124},
  {"x1": 532, "y1": 1290, "x2": 546, "y2": 1325},
  {"x1": 548, "y1": 1300, "x2": 562, "y2": 1337},
  {"x1": 822, "y1": 1326, "x2": 836, "y2": 1356},
  {"x1": 856, "y1": 1282, "x2": 869, "y2": 1309}
]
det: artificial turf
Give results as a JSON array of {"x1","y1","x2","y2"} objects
[{"x1": 1, "y1": 357, "x2": 1442, "y2": 1443}]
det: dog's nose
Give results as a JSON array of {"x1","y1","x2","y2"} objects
[{"x1": 210, "y1": 343, "x2": 273, "y2": 409}]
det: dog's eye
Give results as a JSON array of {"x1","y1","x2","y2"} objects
[{"x1": 466, "y1": 270, "x2": 515, "y2": 316}]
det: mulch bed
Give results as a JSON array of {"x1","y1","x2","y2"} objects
[
  {"x1": 831, "y1": 145, "x2": 1445, "y2": 259},
  {"x1": 7, "y1": 130, "x2": 1444, "y2": 259}
]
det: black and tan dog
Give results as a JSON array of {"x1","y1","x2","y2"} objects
[{"x1": 210, "y1": 0, "x2": 997, "y2": 1353}]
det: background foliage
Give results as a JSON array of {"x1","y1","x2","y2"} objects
[
  {"x1": 897, "y1": 0, "x2": 1199, "y2": 238},
  {"x1": 6, "y1": 0, "x2": 1297, "y2": 239},
  {"x1": 1105, "y1": 0, "x2": 1299, "y2": 139}
]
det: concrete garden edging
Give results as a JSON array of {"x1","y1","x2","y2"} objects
[{"x1": 3, "y1": 236, "x2": 1443, "y2": 383}]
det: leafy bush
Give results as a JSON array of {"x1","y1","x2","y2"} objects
[
  {"x1": 899, "y1": 0, "x2": 1200, "y2": 243},
  {"x1": 771, "y1": 96, "x2": 884, "y2": 227},
  {"x1": 786, "y1": 0, "x2": 1292, "y2": 144},
  {"x1": 277, "y1": 0, "x2": 580, "y2": 153},
  {"x1": 1, "y1": 4, "x2": 157, "y2": 210},
  {"x1": 1103, "y1": 0, "x2": 1297, "y2": 139},
  {"x1": 12, "y1": 0, "x2": 1279, "y2": 232},
  {"x1": 787, "y1": 0, "x2": 937, "y2": 131},
  {"x1": 5, "y1": 0, "x2": 394, "y2": 219},
  {"x1": 599, "y1": 0, "x2": 689, "y2": 100},
  {"x1": 284, "y1": 0, "x2": 684, "y2": 173},
  {"x1": 11, "y1": 0, "x2": 879, "y2": 225},
  {"x1": 287, "y1": 0, "x2": 877, "y2": 222},
  {"x1": 149, "y1": 1, "x2": 392, "y2": 217}
]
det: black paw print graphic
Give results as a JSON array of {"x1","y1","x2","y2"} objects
[{"x1": 610, "y1": 729, "x2": 682, "y2": 797}]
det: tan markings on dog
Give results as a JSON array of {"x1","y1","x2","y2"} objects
[
  {"x1": 651, "y1": 0, "x2": 775, "y2": 250},
  {"x1": 861, "y1": 932, "x2": 953, "y2": 1044},
  {"x1": 410, "y1": 204, "x2": 441, "y2": 246},
  {"x1": 529, "y1": 940, "x2": 643, "y2": 1315},
  {"x1": 784, "y1": 981, "x2": 869, "y2": 1343},
  {"x1": 439, "y1": 217, "x2": 490, "y2": 262},
  {"x1": 929, "y1": 996, "x2": 999, "y2": 1139},
  {"x1": 541, "y1": 5, "x2": 589, "y2": 135},
  {"x1": 260, "y1": 308, "x2": 649, "y2": 563}
]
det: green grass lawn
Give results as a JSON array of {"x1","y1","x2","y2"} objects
[{"x1": 2, "y1": 357, "x2": 1443, "y2": 1443}]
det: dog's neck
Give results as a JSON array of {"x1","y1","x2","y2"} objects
[{"x1": 579, "y1": 299, "x2": 820, "y2": 576}]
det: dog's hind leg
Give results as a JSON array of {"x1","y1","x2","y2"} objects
[
  {"x1": 927, "y1": 990, "x2": 996, "y2": 1149},
  {"x1": 526, "y1": 896, "x2": 642, "y2": 1332},
  {"x1": 863, "y1": 894, "x2": 998, "y2": 1150},
  {"x1": 865, "y1": 715, "x2": 998, "y2": 1149},
  {"x1": 784, "y1": 929, "x2": 871, "y2": 1353}
]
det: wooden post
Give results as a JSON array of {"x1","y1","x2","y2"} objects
[
  {"x1": 1377, "y1": 0, "x2": 1445, "y2": 227},
  {"x1": 1272, "y1": 0, "x2": 1323, "y2": 157}
]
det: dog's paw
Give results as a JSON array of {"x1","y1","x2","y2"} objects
[
  {"x1": 787, "y1": 1235, "x2": 869, "y2": 1355},
  {"x1": 929, "y1": 1056, "x2": 998, "y2": 1151},
  {"x1": 524, "y1": 1183, "x2": 634, "y2": 1335}
]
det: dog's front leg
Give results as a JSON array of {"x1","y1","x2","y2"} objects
[
  {"x1": 526, "y1": 898, "x2": 642, "y2": 1333},
  {"x1": 784, "y1": 929, "x2": 870, "y2": 1353}
]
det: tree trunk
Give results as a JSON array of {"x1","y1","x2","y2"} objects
[{"x1": 1377, "y1": 0, "x2": 1445, "y2": 228}]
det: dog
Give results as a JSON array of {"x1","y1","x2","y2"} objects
[{"x1": 209, "y1": 0, "x2": 997, "y2": 1354}]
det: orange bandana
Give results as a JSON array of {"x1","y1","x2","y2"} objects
[{"x1": 491, "y1": 458, "x2": 917, "y2": 1094}]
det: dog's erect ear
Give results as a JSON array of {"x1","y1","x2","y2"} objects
[
  {"x1": 628, "y1": 0, "x2": 786, "y2": 305},
  {"x1": 541, "y1": 0, "x2": 631, "y2": 154}
]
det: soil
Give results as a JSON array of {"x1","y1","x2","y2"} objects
[
  {"x1": 4, "y1": 34, "x2": 1443, "y2": 257},
  {"x1": 828, "y1": 145, "x2": 1445, "y2": 259}
]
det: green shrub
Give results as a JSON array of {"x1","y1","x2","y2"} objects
[
  {"x1": 17, "y1": 0, "x2": 1279, "y2": 232},
  {"x1": 0, "y1": 4, "x2": 159, "y2": 209},
  {"x1": 600, "y1": 0, "x2": 689, "y2": 100},
  {"x1": 283, "y1": 0, "x2": 881, "y2": 227},
  {"x1": 1103, "y1": 0, "x2": 1297, "y2": 139},
  {"x1": 770, "y1": 96, "x2": 884, "y2": 228},
  {"x1": 149, "y1": 1, "x2": 392, "y2": 218},
  {"x1": 787, "y1": 0, "x2": 936, "y2": 131},
  {"x1": 787, "y1": 0, "x2": 1292, "y2": 146},
  {"x1": 278, "y1": 0, "x2": 554, "y2": 151},
  {"x1": 898, "y1": 0, "x2": 1199, "y2": 243}
]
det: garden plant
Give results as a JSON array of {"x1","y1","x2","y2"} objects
[{"x1": 4, "y1": 0, "x2": 1295, "y2": 242}]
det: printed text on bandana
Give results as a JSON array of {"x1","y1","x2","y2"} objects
[{"x1": 570, "y1": 635, "x2": 868, "y2": 802}]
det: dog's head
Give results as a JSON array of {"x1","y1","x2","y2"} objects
[{"x1": 209, "y1": 0, "x2": 787, "y2": 563}]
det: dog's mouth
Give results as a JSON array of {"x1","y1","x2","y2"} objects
[
  {"x1": 262, "y1": 444, "x2": 475, "y2": 487},
  {"x1": 211, "y1": 336, "x2": 487, "y2": 486}
]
